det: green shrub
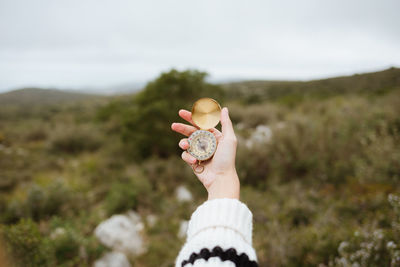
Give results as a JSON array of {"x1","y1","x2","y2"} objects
[
  {"x1": 2, "y1": 181, "x2": 71, "y2": 223},
  {"x1": 229, "y1": 102, "x2": 285, "y2": 128},
  {"x1": 25, "y1": 128, "x2": 48, "y2": 142},
  {"x1": 329, "y1": 194, "x2": 400, "y2": 266},
  {"x1": 105, "y1": 181, "x2": 138, "y2": 215},
  {"x1": 1, "y1": 219, "x2": 52, "y2": 266},
  {"x1": 49, "y1": 217, "x2": 107, "y2": 265},
  {"x1": 1, "y1": 218, "x2": 105, "y2": 266},
  {"x1": 236, "y1": 92, "x2": 400, "y2": 188},
  {"x1": 51, "y1": 228, "x2": 80, "y2": 264},
  {"x1": 119, "y1": 69, "x2": 224, "y2": 160},
  {"x1": 141, "y1": 157, "x2": 196, "y2": 192},
  {"x1": 48, "y1": 126, "x2": 101, "y2": 154},
  {"x1": 27, "y1": 182, "x2": 70, "y2": 221}
]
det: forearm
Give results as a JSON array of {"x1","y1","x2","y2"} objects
[{"x1": 175, "y1": 198, "x2": 258, "y2": 267}]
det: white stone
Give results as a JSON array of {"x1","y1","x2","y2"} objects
[
  {"x1": 178, "y1": 220, "x2": 189, "y2": 239},
  {"x1": 50, "y1": 227, "x2": 66, "y2": 239},
  {"x1": 94, "y1": 212, "x2": 145, "y2": 256},
  {"x1": 246, "y1": 125, "x2": 273, "y2": 148},
  {"x1": 175, "y1": 185, "x2": 193, "y2": 202},
  {"x1": 146, "y1": 214, "x2": 158, "y2": 227},
  {"x1": 126, "y1": 211, "x2": 144, "y2": 232},
  {"x1": 94, "y1": 251, "x2": 131, "y2": 267}
]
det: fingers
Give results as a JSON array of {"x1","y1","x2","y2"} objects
[
  {"x1": 178, "y1": 137, "x2": 195, "y2": 164},
  {"x1": 178, "y1": 109, "x2": 197, "y2": 126},
  {"x1": 176, "y1": 109, "x2": 222, "y2": 137},
  {"x1": 179, "y1": 138, "x2": 189, "y2": 150},
  {"x1": 220, "y1": 107, "x2": 236, "y2": 139},
  {"x1": 179, "y1": 138, "x2": 196, "y2": 165},
  {"x1": 209, "y1": 128, "x2": 223, "y2": 141},
  {"x1": 171, "y1": 123, "x2": 197, "y2": 137},
  {"x1": 181, "y1": 151, "x2": 196, "y2": 165}
]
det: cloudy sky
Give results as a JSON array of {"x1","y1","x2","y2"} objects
[{"x1": 0, "y1": 0, "x2": 399, "y2": 93}]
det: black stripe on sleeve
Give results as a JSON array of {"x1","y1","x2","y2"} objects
[{"x1": 181, "y1": 246, "x2": 258, "y2": 267}]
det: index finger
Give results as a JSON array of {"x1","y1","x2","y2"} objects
[
  {"x1": 179, "y1": 109, "x2": 222, "y2": 136},
  {"x1": 178, "y1": 109, "x2": 197, "y2": 127},
  {"x1": 171, "y1": 123, "x2": 197, "y2": 137}
]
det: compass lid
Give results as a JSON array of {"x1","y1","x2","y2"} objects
[{"x1": 191, "y1": 98, "x2": 221, "y2": 130}]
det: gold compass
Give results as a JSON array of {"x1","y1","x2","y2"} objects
[{"x1": 188, "y1": 98, "x2": 221, "y2": 173}]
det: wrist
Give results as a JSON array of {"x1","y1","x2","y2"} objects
[{"x1": 207, "y1": 170, "x2": 240, "y2": 200}]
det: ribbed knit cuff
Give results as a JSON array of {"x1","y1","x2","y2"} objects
[{"x1": 187, "y1": 198, "x2": 253, "y2": 245}]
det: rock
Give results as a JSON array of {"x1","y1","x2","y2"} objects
[
  {"x1": 94, "y1": 251, "x2": 131, "y2": 267},
  {"x1": 178, "y1": 220, "x2": 189, "y2": 239},
  {"x1": 175, "y1": 185, "x2": 193, "y2": 202},
  {"x1": 146, "y1": 214, "x2": 158, "y2": 227},
  {"x1": 50, "y1": 227, "x2": 66, "y2": 239},
  {"x1": 94, "y1": 212, "x2": 145, "y2": 256},
  {"x1": 126, "y1": 211, "x2": 144, "y2": 232},
  {"x1": 246, "y1": 125, "x2": 273, "y2": 148}
]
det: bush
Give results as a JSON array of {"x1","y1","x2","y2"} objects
[
  {"x1": 27, "y1": 182, "x2": 70, "y2": 221},
  {"x1": 236, "y1": 93, "x2": 400, "y2": 188},
  {"x1": 48, "y1": 217, "x2": 107, "y2": 265},
  {"x1": 119, "y1": 69, "x2": 224, "y2": 160},
  {"x1": 329, "y1": 194, "x2": 400, "y2": 266},
  {"x1": 1, "y1": 219, "x2": 52, "y2": 266},
  {"x1": 48, "y1": 126, "x2": 101, "y2": 154},
  {"x1": 24, "y1": 127, "x2": 48, "y2": 142},
  {"x1": 105, "y1": 181, "x2": 138, "y2": 215},
  {"x1": 50, "y1": 228, "x2": 80, "y2": 264},
  {"x1": 2, "y1": 181, "x2": 70, "y2": 223},
  {"x1": 1, "y1": 218, "x2": 106, "y2": 266}
]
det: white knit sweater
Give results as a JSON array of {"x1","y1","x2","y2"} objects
[{"x1": 175, "y1": 198, "x2": 258, "y2": 267}]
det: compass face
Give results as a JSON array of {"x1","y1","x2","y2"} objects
[{"x1": 188, "y1": 130, "x2": 217, "y2": 161}]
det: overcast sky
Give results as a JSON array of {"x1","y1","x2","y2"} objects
[{"x1": 0, "y1": 0, "x2": 399, "y2": 93}]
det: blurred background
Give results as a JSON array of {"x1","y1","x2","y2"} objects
[{"x1": 1, "y1": 0, "x2": 400, "y2": 266}]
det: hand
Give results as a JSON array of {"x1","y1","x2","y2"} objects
[{"x1": 171, "y1": 107, "x2": 240, "y2": 200}]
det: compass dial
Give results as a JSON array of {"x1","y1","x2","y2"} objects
[{"x1": 187, "y1": 130, "x2": 217, "y2": 161}]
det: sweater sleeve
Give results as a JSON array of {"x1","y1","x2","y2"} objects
[{"x1": 175, "y1": 198, "x2": 258, "y2": 267}]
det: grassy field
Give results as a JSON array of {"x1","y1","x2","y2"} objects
[{"x1": 0, "y1": 68, "x2": 399, "y2": 266}]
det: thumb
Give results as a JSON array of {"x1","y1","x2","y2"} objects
[{"x1": 220, "y1": 107, "x2": 235, "y2": 138}]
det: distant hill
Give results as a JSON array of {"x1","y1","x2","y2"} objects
[
  {"x1": 1, "y1": 68, "x2": 399, "y2": 107},
  {"x1": 222, "y1": 67, "x2": 400, "y2": 103},
  {"x1": 0, "y1": 88, "x2": 102, "y2": 106}
]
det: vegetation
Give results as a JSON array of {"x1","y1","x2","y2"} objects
[
  {"x1": 0, "y1": 88, "x2": 102, "y2": 107},
  {"x1": 99, "y1": 69, "x2": 224, "y2": 160},
  {"x1": 0, "y1": 67, "x2": 399, "y2": 266},
  {"x1": 224, "y1": 67, "x2": 400, "y2": 104}
]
